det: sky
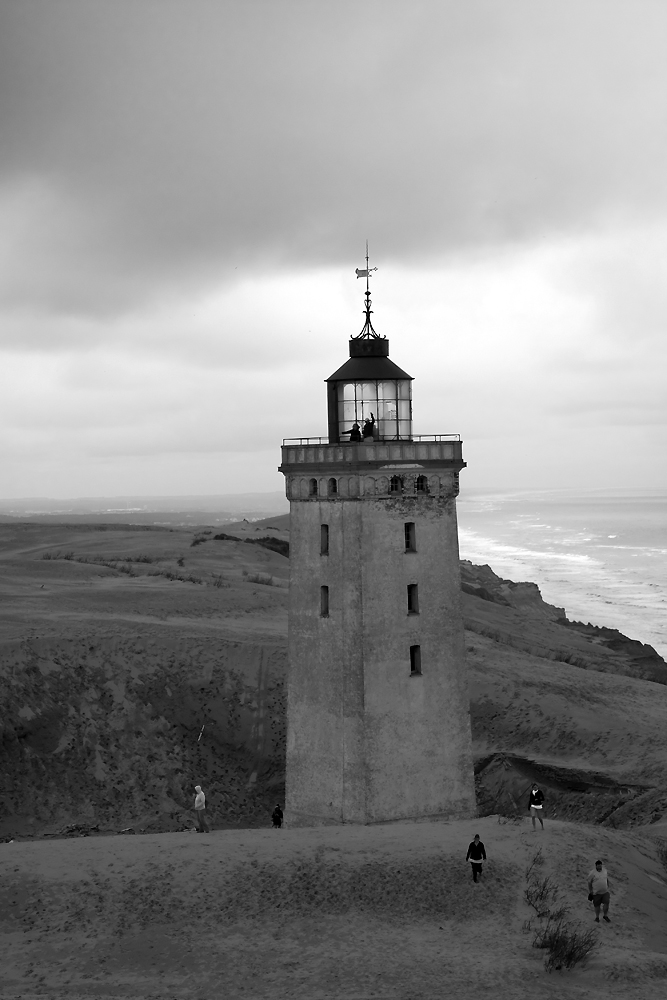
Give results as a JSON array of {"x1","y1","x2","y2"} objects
[{"x1": 1, "y1": 0, "x2": 666, "y2": 499}]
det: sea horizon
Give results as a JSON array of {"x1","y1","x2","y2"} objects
[{"x1": 1, "y1": 485, "x2": 665, "y2": 658}]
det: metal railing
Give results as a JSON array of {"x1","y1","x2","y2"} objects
[
  {"x1": 283, "y1": 436, "x2": 329, "y2": 446},
  {"x1": 282, "y1": 433, "x2": 461, "y2": 446}
]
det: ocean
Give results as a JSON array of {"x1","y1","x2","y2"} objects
[{"x1": 456, "y1": 488, "x2": 667, "y2": 658}]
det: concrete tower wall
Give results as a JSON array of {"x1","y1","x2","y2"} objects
[{"x1": 285, "y1": 469, "x2": 475, "y2": 826}]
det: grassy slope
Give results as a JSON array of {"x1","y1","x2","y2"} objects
[
  {"x1": 0, "y1": 523, "x2": 290, "y2": 836},
  {"x1": 1, "y1": 521, "x2": 666, "y2": 838}
]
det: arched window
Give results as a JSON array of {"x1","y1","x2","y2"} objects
[
  {"x1": 309, "y1": 478, "x2": 318, "y2": 497},
  {"x1": 390, "y1": 475, "x2": 403, "y2": 495},
  {"x1": 328, "y1": 477, "x2": 338, "y2": 496},
  {"x1": 416, "y1": 475, "x2": 428, "y2": 494}
]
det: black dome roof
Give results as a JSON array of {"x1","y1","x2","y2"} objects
[{"x1": 326, "y1": 338, "x2": 412, "y2": 382}]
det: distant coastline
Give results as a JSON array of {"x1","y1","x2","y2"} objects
[
  {"x1": 1, "y1": 486, "x2": 664, "y2": 656},
  {"x1": 458, "y1": 487, "x2": 667, "y2": 658}
]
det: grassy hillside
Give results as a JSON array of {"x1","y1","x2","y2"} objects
[{"x1": 1, "y1": 521, "x2": 666, "y2": 838}]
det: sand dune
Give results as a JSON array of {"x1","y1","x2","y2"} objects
[{"x1": 1, "y1": 817, "x2": 666, "y2": 998}]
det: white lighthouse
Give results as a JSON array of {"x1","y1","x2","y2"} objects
[{"x1": 279, "y1": 255, "x2": 475, "y2": 826}]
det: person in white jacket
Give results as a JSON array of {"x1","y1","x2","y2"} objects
[{"x1": 194, "y1": 785, "x2": 209, "y2": 833}]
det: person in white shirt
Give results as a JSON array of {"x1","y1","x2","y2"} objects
[
  {"x1": 587, "y1": 860, "x2": 611, "y2": 922},
  {"x1": 193, "y1": 785, "x2": 209, "y2": 833}
]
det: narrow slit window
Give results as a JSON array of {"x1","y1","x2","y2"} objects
[
  {"x1": 320, "y1": 524, "x2": 329, "y2": 556},
  {"x1": 410, "y1": 645, "x2": 422, "y2": 675},
  {"x1": 320, "y1": 585, "x2": 329, "y2": 617},
  {"x1": 309, "y1": 478, "x2": 318, "y2": 497},
  {"x1": 328, "y1": 477, "x2": 338, "y2": 496},
  {"x1": 407, "y1": 584, "x2": 419, "y2": 614},
  {"x1": 404, "y1": 522, "x2": 416, "y2": 551}
]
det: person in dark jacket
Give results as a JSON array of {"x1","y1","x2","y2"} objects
[
  {"x1": 465, "y1": 834, "x2": 487, "y2": 882},
  {"x1": 362, "y1": 413, "x2": 375, "y2": 440},
  {"x1": 271, "y1": 804, "x2": 283, "y2": 829},
  {"x1": 529, "y1": 784, "x2": 545, "y2": 830}
]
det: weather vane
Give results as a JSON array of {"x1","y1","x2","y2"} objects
[{"x1": 354, "y1": 240, "x2": 380, "y2": 339}]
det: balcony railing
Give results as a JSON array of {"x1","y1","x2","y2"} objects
[
  {"x1": 280, "y1": 436, "x2": 464, "y2": 468},
  {"x1": 282, "y1": 433, "x2": 461, "y2": 446}
]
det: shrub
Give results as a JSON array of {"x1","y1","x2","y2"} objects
[
  {"x1": 244, "y1": 536, "x2": 289, "y2": 558},
  {"x1": 532, "y1": 908, "x2": 571, "y2": 948},
  {"x1": 524, "y1": 846, "x2": 597, "y2": 973},
  {"x1": 246, "y1": 573, "x2": 276, "y2": 586},
  {"x1": 525, "y1": 874, "x2": 559, "y2": 919},
  {"x1": 543, "y1": 923, "x2": 597, "y2": 972},
  {"x1": 525, "y1": 848, "x2": 545, "y2": 880},
  {"x1": 146, "y1": 570, "x2": 202, "y2": 584},
  {"x1": 213, "y1": 532, "x2": 241, "y2": 542}
]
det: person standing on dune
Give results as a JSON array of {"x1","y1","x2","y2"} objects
[
  {"x1": 193, "y1": 785, "x2": 209, "y2": 833},
  {"x1": 271, "y1": 804, "x2": 283, "y2": 828},
  {"x1": 529, "y1": 783, "x2": 545, "y2": 830},
  {"x1": 587, "y1": 860, "x2": 612, "y2": 923},
  {"x1": 466, "y1": 834, "x2": 487, "y2": 883}
]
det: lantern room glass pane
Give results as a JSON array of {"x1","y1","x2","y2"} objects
[
  {"x1": 340, "y1": 400, "x2": 356, "y2": 423},
  {"x1": 378, "y1": 399, "x2": 397, "y2": 421},
  {"x1": 335, "y1": 378, "x2": 412, "y2": 442},
  {"x1": 359, "y1": 383, "x2": 378, "y2": 405}
]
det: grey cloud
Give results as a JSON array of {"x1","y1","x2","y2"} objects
[{"x1": 3, "y1": 1, "x2": 667, "y2": 317}]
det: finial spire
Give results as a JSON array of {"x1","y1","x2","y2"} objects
[{"x1": 353, "y1": 240, "x2": 381, "y2": 339}]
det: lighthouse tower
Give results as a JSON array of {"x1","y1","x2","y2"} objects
[{"x1": 279, "y1": 255, "x2": 475, "y2": 826}]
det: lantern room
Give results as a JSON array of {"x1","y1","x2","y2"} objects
[
  {"x1": 326, "y1": 336, "x2": 413, "y2": 444},
  {"x1": 325, "y1": 256, "x2": 413, "y2": 445}
]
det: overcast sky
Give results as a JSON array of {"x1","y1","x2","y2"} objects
[{"x1": 1, "y1": 0, "x2": 666, "y2": 498}]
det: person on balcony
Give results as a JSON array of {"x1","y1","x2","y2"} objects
[
  {"x1": 362, "y1": 413, "x2": 375, "y2": 440},
  {"x1": 344, "y1": 421, "x2": 362, "y2": 442}
]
